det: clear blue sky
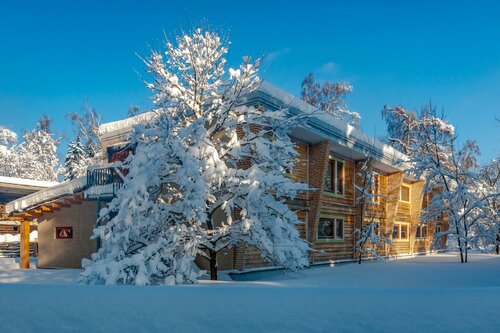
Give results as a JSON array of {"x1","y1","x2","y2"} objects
[{"x1": 0, "y1": 0, "x2": 498, "y2": 162}]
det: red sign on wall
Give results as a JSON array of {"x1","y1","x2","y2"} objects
[{"x1": 55, "y1": 227, "x2": 73, "y2": 239}]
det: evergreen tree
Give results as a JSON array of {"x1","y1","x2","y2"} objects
[
  {"x1": 0, "y1": 126, "x2": 20, "y2": 177},
  {"x1": 17, "y1": 116, "x2": 60, "y2": 181},
  {"x1": 63, "y1": 137, "x2": 89, "y2": 180}
]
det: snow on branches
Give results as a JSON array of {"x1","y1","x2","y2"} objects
[
  {"x1": 388, "y1": 104, "x2": 499, "y2": 262},
  {"x1": 301, "y1": 73, "x2": 360, "y2": 127},
  {"x1": 64, "y1": 102, "x2": 102, "y2": 180},
  {"x1": 353, "y1": 157, "x2": 391, "y2": 263},
  {"x1": 81, "y1": 27, "x2": 312, "y2": 285}
]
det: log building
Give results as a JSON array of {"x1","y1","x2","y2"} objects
[{"x1": 6, "y1": 82, "x2": 447, "y2": 270}]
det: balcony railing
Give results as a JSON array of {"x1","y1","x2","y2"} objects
[{"x1": 85, "y1": 166, "x2": 124, "y2": 199}]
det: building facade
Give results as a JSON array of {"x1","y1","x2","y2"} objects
[{"x1": 6, "y1": 82, "x2": 447, "y2": 270}]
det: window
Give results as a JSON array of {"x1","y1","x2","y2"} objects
[
  {"x1": 324, "y1": 158, "x2": 345, "y2": 196},
  {"x1": 416, "y1": 225, "x2": 428, "y2": 239},
  {"x1": 364, "y1": 218, "x2": 380, "y2": 235},
  {"x1": 392, "y1": 222, "x2": 409, "y2": 241},
  {"x1": 370, "y1": 172, "x2": 381, "y2": 203},
  {"x1": 400, "y1": 185, "x2": 411, "y2": 202},
  {"x1": 434, "y1": 226, "x2": 442, "y2": 234},
  {"x1": 317, "y1": 218, "x2": 344, "y2": 241}
]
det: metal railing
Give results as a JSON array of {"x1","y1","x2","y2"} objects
[{"x1": 85, "y1": 167, "x2": 124, "y2": 198}]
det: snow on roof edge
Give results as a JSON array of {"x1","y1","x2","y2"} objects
[
  {"x1": 257, "y1": 81, "x2": 409, "y2": 163},
  {"x1": 98, "y1": 112, "x2": 157, "y2": 139},
  {"x1": 0, "y1": 176, "x2": 59, "y2": 188},
  {"x1": 5, "y1": 177, "x2": 87, "y2": 214},
  {"x1": 96, "y1": 81, "x2": 409, "y2": 167}
]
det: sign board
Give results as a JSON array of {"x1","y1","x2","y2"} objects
[{"x1": 55, "y1": 227, "x2": 73, "y2": 239}]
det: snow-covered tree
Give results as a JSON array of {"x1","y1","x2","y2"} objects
[
  {"x1": 383, "y1": 103, "x2": 499, "y2": 262},
  {"x1": 16, "y1": 116, "x2": 61, "y2": 181},
  {"x1": 66, "y1": 101, "x2": 102, "y2": 166},
  {"x1": 301, "y1": 73, "x2": 360, "y2": 127},
  {"x1": 63, "y1": 137, "x2": 89, "y2": 180},
  {"x1": 381, "y1": 103, "x2": 455, "y2": 156},
  {"x1": 478, "y1": 158, "x2": 500, "y2": 254},
  {"x1": 410, "y1": 126, "x2": 499, "y2": 262},
  {"x1": 81, "y1": 27, "x2": 312, "y2": 285},
  {"x1": 0, "y1": 126, "x2": 20, "y2": 177},
  {"x1": 353, "y1": 157, "x2": 391, "y2": 263}
]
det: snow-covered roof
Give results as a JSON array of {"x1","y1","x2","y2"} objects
[
  {"x1": 6, "y1": 177, "x2": 87, "y2": 214},
  {"x1": 96, "y1": 81, "x2": 409, "y2": 171},
  {"x1": 98, "y1": 112, "x2": 158, "y2": 140},
  {"x1": 0, "y1": 176, "x2": 59, "y2": 189},
  {"x1": 254, "y1": 82, "x2": 409, "y2": 167}
]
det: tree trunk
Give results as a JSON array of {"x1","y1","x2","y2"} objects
[
  {"x1": 209, "y1": 249, "x2": 218, "y2": 280},
  {"x1": 464, "y1": 243, "x2": 468, "y2": 263},
  {"x1": 496, "y1": 234, "x2": 500, "y2": 254}
]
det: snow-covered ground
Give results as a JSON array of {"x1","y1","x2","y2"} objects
[{"x1": 0, "y1": 253, "x2": 499, "y2": 333}]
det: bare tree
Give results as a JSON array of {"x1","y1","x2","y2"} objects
[
  {"x1": 353, "y1": 156, "x2": 391, "y2": 263},
  {"x1": 301, "y1": 73, "x2": 360, "y2": 127}
]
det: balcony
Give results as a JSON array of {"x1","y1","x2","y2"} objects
[{"x1": 85, "y1": 166, "x2": 124, "y2": 200}]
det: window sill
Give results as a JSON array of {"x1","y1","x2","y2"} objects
[
  {"x1": 316, "y1": 239, "x2": 345, "y2": 243},
  {"x1": 322, "y1": 191, "x2": 346, "y2": 199}
]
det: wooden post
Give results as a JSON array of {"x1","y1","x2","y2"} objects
[{"x1": 19, "y1": 220, "x2": 30, "y2": 269}]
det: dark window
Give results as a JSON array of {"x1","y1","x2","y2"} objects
[
  {"x1": 335, "y1": 219, "x2": 344, "y2": 239},
  {"x1": 400, "y1": 225, "x2": 408, "y2": 239},
  {"x1": 392, "y1": 225, "x2": 399, "y2": 239},
  {"x1": 318, "y1": 219, "x2": 334, "y2": 240},
  {"x1": 323, "y1": 159, "x2": 345, "y2": 195},
  {"x1": 336, "y1": 162, "x2": 344, "y2": 195},
  {"x1": 324, "y1": 162, "x2": 333, "y2": 192},
  {"x1": 318, "y1": 218, "x2": 345, "y2": 241}
]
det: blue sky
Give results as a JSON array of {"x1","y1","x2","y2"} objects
[{"x1": 0, "y1": 0, "x2": 498, "y2": 162}]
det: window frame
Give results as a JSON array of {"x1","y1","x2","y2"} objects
[
  {"x1": 370, "y1": 172, "x2": 381, "y2": 204},
  {"x1": 317, "y1": 215, "x2": 345, "y2": 242},
  {"x1": 399, "y1": 184, "x2": 411, "y2": 203},
  {"x1": 415, "y1": 224, "x2": 428, "y2": 239},
  {"x1": 392, "y1": 222, "x2": 410, "y2": 242},
  {"x1": 324, "y1": 156, "x2": 345, "y2": 197}
]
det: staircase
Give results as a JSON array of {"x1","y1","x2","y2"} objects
[{"x1": 0, "y1": 242, "x2": 36, "y2": 258}]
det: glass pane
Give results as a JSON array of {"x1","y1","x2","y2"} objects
[
  {"x1": 324, "y1": 161, "x2": 333, "y2": 191},
  {"x1": 335, "y1": 219, "x2": 344, "y2": 239},
  {"x1": 392, "y1": 225, "x2": 399, "y2": 239},
  {"x1": 416, "y1": 226, "x2": 421, "y2": 238},
  {"x1": 336, "y1": 162, "x2": 344, "y2": 194},
  {"x1": 400, "y1": 186, "x2": 410, "y2": 201},
  {"x1": 401, "y1": 225, "x2": 408, "y2": 239},
  {"x1": 318, "y1": 219, "x2": 334, "y2": 239}
]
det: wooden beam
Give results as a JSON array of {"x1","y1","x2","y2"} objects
[
  {"x1": 70, "y1": 196, "x2": 82, "y2": 205},
  {"x1": 41, "y1": 206, "x2": 52, "y2": 213},
  {"x1": 61, "y1": 200, "x2": 72, "y2": 207},
  {"x1": 51, "y1": 203, "x2": 61, "y2": 211},
  {"x1": 19, "y1": 220, "x2": 30, "y2": 269}
]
